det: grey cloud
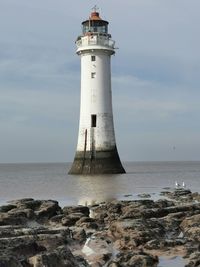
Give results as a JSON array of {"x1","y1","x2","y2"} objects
[{"x1": 0, "y1": 0, "x2": 200, "y2": 162}]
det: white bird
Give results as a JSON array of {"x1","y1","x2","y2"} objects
[
  {"x1": 182, "y1": 181, "x2": 186, "y2": 188},
  {"x1": 175, "y1": 181, "x2": 180, "y2": 189}
]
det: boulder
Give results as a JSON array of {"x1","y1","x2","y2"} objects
[
  {"x1": 62, "y1": 214, "x2": 84, "y2": 226},
  {"x1": 185, "y1": 252, "x2": 200, "y2": 267},
  {"x1": 0, "y1": 256, "x2": 23, "y2": 267},
  {"x1": 108, "y1": 251, "x2": 158, "y2": 267},
  {"x1": 63, "y1": 206, "x2": 90, "y2": 217},
  {"x1": 34, "y1": 200, "x2": 61, "y2": 220},
  {"x1": 28, "y1": 246, "x2": 84, "y2": 267}
]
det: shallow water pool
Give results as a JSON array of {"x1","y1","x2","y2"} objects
[{"x1": 158, "y1": 256, "x2": 187, "y2": 267}]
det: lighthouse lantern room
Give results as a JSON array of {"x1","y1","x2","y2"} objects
[{"x1": 69, "y1": 8, "x2": 125, "y2": 174}]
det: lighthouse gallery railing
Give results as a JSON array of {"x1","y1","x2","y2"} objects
[{"x1": 76, "y1": 35, "x2": 115, "y2": 49}]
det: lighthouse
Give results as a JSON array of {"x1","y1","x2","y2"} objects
[{"x1": 69, "y1": 8, "x2": 125, "y2": 174}]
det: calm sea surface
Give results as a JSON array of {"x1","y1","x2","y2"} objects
[{"x1": 0, "y1": 161, "x2": 200, "y2": 207}]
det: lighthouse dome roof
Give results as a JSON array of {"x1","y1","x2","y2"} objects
[{"x1": 82, "y1": 11, "x2": 109, "y2": 26}]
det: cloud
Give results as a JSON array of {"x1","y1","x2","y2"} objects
[{"x1": 0, "y1": 0, "x2": 200, "y2": 162}]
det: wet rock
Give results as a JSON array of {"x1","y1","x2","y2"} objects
[
  {"x1": 0, "y1": 204, "x2": 17, "y2": 213},
  {"x1": 180, "y1": 214, "x2": 200, "y2": 241},
  {"x1": 0, "y1": 256, "x2": 23, "y2": 267},
  {"x1": 0, "y1": 199, "x2": 89, "y2": 267},
  {"x1": 185, "y1": 252, "x2": 200, "y2": 267},
  {"x1": 49, "y1": 214, "x2": 64, "y2": 224},
  {"x1": 174, "y1": 189, "x2": 192, "y2": 197},
  {"x1": 0, "y1": 199, "x2": 62, "y2": 226},
  {"x1": 2, "y1": 193, "x2": 200, "y2": 267},
  {"x1": 192, "y1": 192, "x2": 200, "y2": 202},
  {"x1": 181, "y1": 214, "x2": 200, "y2": 230},
  {"x1": 0, "y1": 212, "x2": 28, "y2": 226},
  {"x1": 155, "y1": 199, "x2": 175, "y2": 208},
  {"x1": 28, "y1": 245, "x2": 85, "y2": 267},
  {"x1": 124, "y1": 194, "x2": 132, "y2": 197},
  {"x1": 109, "y1": 251, "x2": 158, "y2": 267},
  {"x1": 76, "y1": 216, "x2": 98, "y2": 230},
  {"x1": 62, "y1": 213, "x2": 84, "y2": 226},
  {"x1": 144, "y1": 239, "x2": 161, "y2": 250},
  {"x1": 160, "y1": 189, "x2": 192, "y2": 202},
  {"x1": 71, "y1": 227, "x2": 86, "y2": 243},
  {"x1": 138, "y1": 193, "x2": 151, "y2": 198},
  {"x1": 34, "y1": 200, "x2": 61, "y2": 220},
  {"x1": 63, "y1": 205, "x2": 90, "y2": 217},
  {"x1": 109, "y1": 218, "x2": 165, "y2": 248}
]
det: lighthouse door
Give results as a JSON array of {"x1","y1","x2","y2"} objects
[{"x1": 90, "y1": 114, "x2": 96, "y2": 160}]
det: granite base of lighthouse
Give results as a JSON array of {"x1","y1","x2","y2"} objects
[{"x1": 69, "y1": 146, "x2": 125, "y2": 174}]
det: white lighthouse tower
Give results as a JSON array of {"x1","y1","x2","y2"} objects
[{"x1": 69, "y1": 8, "x2": 125, "y2": 174}]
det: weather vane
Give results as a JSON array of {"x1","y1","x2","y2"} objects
[{"x1": 92, "y1": 5, "x2": 99, "y2": 12}]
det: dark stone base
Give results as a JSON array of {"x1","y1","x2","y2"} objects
[{"x1": 69, "y1": 147, "x2": 125, "y2": 175}]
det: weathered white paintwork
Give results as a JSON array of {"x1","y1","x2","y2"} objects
[{"x1": 76, "y1": 34, "x2": 116, "y2": 153}]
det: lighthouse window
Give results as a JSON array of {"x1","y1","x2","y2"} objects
[
  {"x1": 91, "y1": 55, "x2": 96, "y2": 61},
  {"x1": 91, "y1": 114, "x2": 97, "y2": 127},
  {"x1": 91, "y1": 72, "x2": 96, "y2": 78}
]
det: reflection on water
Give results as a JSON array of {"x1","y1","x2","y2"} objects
[{"x1": 75, "y1": 174, "x2": 120, "y2": 205}]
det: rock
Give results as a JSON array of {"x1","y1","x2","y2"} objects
[
  {"x1": 174, "y1": 189, "x2": 192, "y2": 197},
  {"x1": 71, "y1": 227, "x2": 86, "y2": 243},
  {"x1": 49, "y1": 214, "x2": 64, "y2": 224},
  {"x1": 0, "y1": 204, "x2": 17, "y2": 213},
  {"x1": 0, "y1": 199, "x2": 62, "y2": 226},
  {"x1": 181, "y1": 214, "x2": 200, "y2": 230},
  {"x1": 76, "y1": 216, "x2": 98, "y2": 230},
  {"x1": 0, "y1": 199, "x2": 90, "y2": 267},
  {"x1": 62, "y1": 214, "x2": 84, "y2": 226},
  {"x1": 28, "y1": 246, "x2": 83, "y2": 267},
  {"x1": 137, "y1": 193, "x2": 151, "y2": 198},
  {"x1": 144, "y1": 239, "x2": 161, "y2": 249},
  {"x1": 0, "y1": 256, "x2": 23, "y2": 267},
  {"x1": 128, "y1": 254, "x2": 158, "y2": 267},
  {"x1": 180, "y1": 214, "x2": 200, "y2": 241},
  {"x1": 109, "y1": 251, "x2": 158, "y2": 267},
  {"x1": 155, "y1": 199, "x2": 175, "y2": 208},
  {"x1": 63, "y1": 206, "x2": 90, "y2": 217},
  {"x1": 109, "y1": 218, "x2": 165, "y2": 248},
  {"x1": 0, "y1": 212, "x2": 28, "y2": 226},
  {"x1": 192, "y1": 192, "x2": 200, "y2": 202},
  {"x1": 34, "y1": 200, "x2": 61, "y2": 220},
  {"x1": 160, "y1": 189, "x2": 192, "y2": 199},
  {"x1": 1, "y1": 193, "x2": 200, "y2": 267},
  {"x1": 185, "y1": 252, "x2": 200, "y2": 267},
  {"x1": 76, "y1": 216, "x2": 95, "y2": 224},
  {"x1": 8, "y1": 208, "x2": 34, "y2": 219},
  {"x1": 124, "y1": 194, "x2": 132, "y2": 197}
]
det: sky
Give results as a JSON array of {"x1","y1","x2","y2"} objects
[{"x1": 0, "y1": 0, "x2": 200, "y2": 163}]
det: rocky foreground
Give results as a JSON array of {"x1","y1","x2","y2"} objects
[{"x1": 1, "y1": 189, "x2": 200, "y2": 266}]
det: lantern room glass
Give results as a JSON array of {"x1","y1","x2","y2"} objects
[{"x1": 82, "y1": 22, "x2": 108, "y2": 34}]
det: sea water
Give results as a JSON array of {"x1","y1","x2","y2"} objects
[
  {"x1": 0, "y1": 161, "x2": 198, "y2": 267},
  {"x1": 0, "y1": 161, "x2": 199, "y2": 206}
]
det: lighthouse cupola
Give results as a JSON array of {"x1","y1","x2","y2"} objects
[
  {"x1": 76, "y1": 9, "x2": 115, "y2": 55},
  {"x1": 82, "y1": 11, "x2": 109, "y2": 35}
]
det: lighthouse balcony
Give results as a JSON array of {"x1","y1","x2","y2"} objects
[{"x1": 76, "y1": 34, "x2": 115, "y2": 50}]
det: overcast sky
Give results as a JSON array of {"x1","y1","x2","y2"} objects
[{"x1": 0, "y1": 0, "x2": 200, "y2": 163}]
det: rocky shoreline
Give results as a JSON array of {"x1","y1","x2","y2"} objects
[{"x1": 1, "y1": 189, "x2": 200, "y2": 266}]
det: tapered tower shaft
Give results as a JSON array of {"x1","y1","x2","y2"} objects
[{"x1": 69, "y1": 10, "x2": 125, "y2": 174}]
